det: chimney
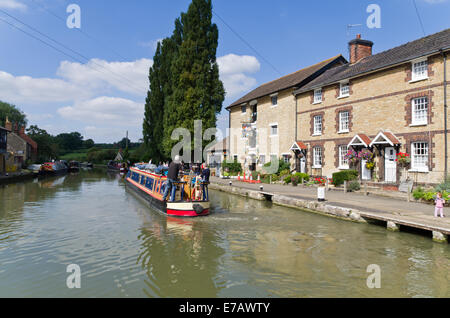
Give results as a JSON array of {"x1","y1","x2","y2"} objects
[
  {"x1": 5, "y1": 117, "x2": 12, "y2": 131},
  {"x1": 349, "y1": 34, "x2": 373, "y2": 64},
  {"x1": 19, "y1": 125, "x2": 25, "y2": 135}
]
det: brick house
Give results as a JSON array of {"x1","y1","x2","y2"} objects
[
  {"x1": 227, "y1": 55, "x2": 347, "y2": 174},
  {"x1": 293, "y1": 29, "x2": 450, "y2": 186},
  {"x1": 0, "y1": 125, "x2": 8, "y2": 174},
  {"x1": 4, "y1": 118, "x2": 38, "y2": 171}
]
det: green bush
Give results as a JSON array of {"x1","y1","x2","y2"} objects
[
  {"x1": 291, "y1": 176, "x2": 299, "y2": 186},
  {"x1": 412, "y1": 187, "x2": 425, "y2": 200},
  {"x1": 263, "y1": 159, "x2": 290, "y2": 175},
  {"x1": 435, "y1": 178, "x2": 450, "y2": 193},
  {"x1": 222, "y1": 159, "x2": 242, "y2": 174},
  {"x1": 280, "y1": 169, "x2": 290, "y2": 177},
  {"x1": 294, "y1": 172, "x2": 310, "y2": 183},
  {"x1": 348, "y1": 181, "x2": 361, "y2": 192},
  {"x1": 284, "y1": 175, "x2": 292, "y2": 184},
  {"x1": 332, "y1": 170, "x2": 358, "y2": 186}
]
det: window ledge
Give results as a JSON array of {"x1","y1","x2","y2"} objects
[
  {"x1": 408, "y1": 168, "x2": 429, "y2": 173},
  {"x1": 312, "y1": 101, "x2": 322, "y2": 105},
  {"x1": 338, "y1": 130, "x2": 350, "y2": 134},
  {"x1": 409, "y1": 123, "x2": 427, "y2": 127},
  {"x1": 409, "y1": 77, "x2": 429, "y2": 84},
  {"x1": 338, "y1": 166, "x2": 349, "y2": 170},
  {"x1": 271, "y1": 105, "x2": 278, "y2": 108},
  {"x1": 337, "y1": 95, "x2": 350, "y2": 99},
  {"x1": 312, "y1": 133, "x2": 322, "y2": 137}
]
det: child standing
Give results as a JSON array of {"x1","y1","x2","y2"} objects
[{"x1": 434, "y1": 192, "x2": 446, "y2": 218}]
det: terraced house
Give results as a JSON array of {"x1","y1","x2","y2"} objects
[
  {"x1": 293, "y1": 29, "x2": 450, "y2": 186},
  {"x1": 227, "y1": 55, "x2": 347, "y2": 173}
]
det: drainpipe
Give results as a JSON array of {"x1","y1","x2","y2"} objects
[{"x1": 441, "y1": 49, "x2": 448, "y2": 180}]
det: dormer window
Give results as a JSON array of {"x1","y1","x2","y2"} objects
[
  {"x1": 313, "y1": 88, "x2": 322, "y2": 104},
  {"x1": 339, "y1": 82, "x2": 350, "y2": 98},
  {"x1": 411, "y1": 58, "x2": 428, "y2": 82}
]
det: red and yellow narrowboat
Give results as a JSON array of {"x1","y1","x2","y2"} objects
[{"x1": 125, "y1": 167, "x2": 210, "y2": 217}]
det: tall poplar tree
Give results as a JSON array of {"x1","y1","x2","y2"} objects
[{"x1": 163, "y1": 0, "x2": 225, "y2": 161}]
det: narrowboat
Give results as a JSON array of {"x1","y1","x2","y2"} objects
[
  {"x1": 68, "y1": 161, "x2": 80, "y2": 172},
  {"x1": 39, "y1": 161, "x2": 68, "y2": 176},
  {"x1": 107, "y1": 160, "x2": 121, "y2": 171},
  {"x1": 125, "y1": 166, "x2": 210, "y2": 217}
]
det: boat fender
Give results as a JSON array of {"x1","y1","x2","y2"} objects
[{"x1": 192, "y1": 204, "x2": 204, "y2": 215}]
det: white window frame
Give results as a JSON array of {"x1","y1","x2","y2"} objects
[
  {"x1": 270, "y1": 93, "x2": 278, "y2": 107},
  {"x1": 339, "y1": 82, "x2": 350, "y2": 98},
  {"x1": 313, "y1": 115, "x2": 322, "y2": 136},
  {"x1": 270, "y1": 123, "x2": 278, "y2": 137},
  {"x1": 313, "y1": 147, "x2": 322, "y2": 168},
  {"x1": 410, "y1": 142, "x2": 429, "y2": 172},
  {"x1": 313, "y1": 88, "x2": 322, "y2": 104},
  {"x1": 411, "y1": 97, "x2": 428, "y2": 126},
  {"x1": 339, "y1": 111, "x2": 350, "y2": 133},
  {"x1": 339, "y1": 145, "x2": 349, "y2": 169},
  {"x1": 282, "y1": 153, "x2": 291, "y2": 164},
  {"x1": 411, "y1": 58, "x2": 428, "y2": 82}
]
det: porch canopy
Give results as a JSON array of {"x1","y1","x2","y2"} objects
[
  {"x1": 369, "y1": 131, "x2": 401, "y2": 147},
  {"x1": 347, "y1": 134, "x2": 372, "y2": 148},
  {"x1": 290, "y1": 141, "x2": 307, "y2": 152}
]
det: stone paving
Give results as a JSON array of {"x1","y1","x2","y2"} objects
[{"x1": 210, "y1": 177, "x2": 450, "y2": 237}]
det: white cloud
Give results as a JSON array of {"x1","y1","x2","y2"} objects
[
  {"x1": 56, "y1": 58, "x2": 152, "y2": 96},
  {"x1": 0, "y1": 70, "x2": 90, "y2": 104},
  {"x1": 57, "y1": 96, "x2": 144, "y2": 126},
  {"x1": 217, "y1": 54, "x2": 260, "y2": 99},
  {"x1": 0, "y1": 0, "x2": 27, "y2": 10}
]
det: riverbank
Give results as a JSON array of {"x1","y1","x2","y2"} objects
[
  {"x1": 0, "y1": 171, "x2": 36, "y2": 185},
  {"x1": 210, "y1": 177, "x2": 450, "y2": 243}
]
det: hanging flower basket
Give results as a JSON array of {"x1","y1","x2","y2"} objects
[
  {"x1": 365, "y1": 161, "x2": 375, "y2": 170},
  {"x1": 344, "y1": 148, "x2": 359, "y2": 165},
  {"x1": 396, "y1": 152, "x2": 411, "y2": 167}
]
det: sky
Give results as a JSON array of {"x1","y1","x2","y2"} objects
[{"x1": 0, "y1": 0, "x2": 449, "y2": 143}]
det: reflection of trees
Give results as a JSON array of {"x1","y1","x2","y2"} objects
[
  {"x1": 135, "y1": 211, "x2": 225, "y2": 298},
  {"x1": 0, "y1": 169, "x2": 111, "y2": 245}
]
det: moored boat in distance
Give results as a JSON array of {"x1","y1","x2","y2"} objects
[
  {"x1": 68, "y1": 161, "x2": 80, "y2": 172},
  {"x1": 125, "y1": 166, "x2": 210, "y2": 217},
  {"x1": 39, "y1": 161, "x2": 68, "y2": 177},
  {"x1": 107, "y1": 160, "x2": 121, "y2": 171}
]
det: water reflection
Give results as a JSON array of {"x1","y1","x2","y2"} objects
[{"x1": 0, "y1": 169, "x2": 448, "y2": 297}]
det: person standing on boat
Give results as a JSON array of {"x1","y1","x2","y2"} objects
[
  {"x1": 200, "y1": 163, "x2": 210, "y2": 201},
  {"x1": 163, "y1": 155, "x2": 182, "y2": 202}
]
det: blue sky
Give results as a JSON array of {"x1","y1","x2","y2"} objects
[{"x1": 0, "y1": 0, "x2": 449, "y2": 143}]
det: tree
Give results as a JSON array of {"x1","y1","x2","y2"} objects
[
  {"x1": 163, "y1": 0, "x2": 225, "y2": 160},
  {"x1": 0, "y1": 101, "x2": 27, "y2": 127},
  {"x1": 55, "y1": 132, "x2": 84, "y2": 153},
  {"x1": 143, "y1": 21, "x2": 183, "y2": 164},
  {"x1": 83, "y1": 139, "x2": 95, "y2": 149},
  {"x1": 116, "y1": 137, "x2": 131, "y2": 150},
  {"x1": 26, "y1": 125, "x2": 59, "y2": 162}
]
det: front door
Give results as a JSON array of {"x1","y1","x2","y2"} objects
[
  {"x1": 385, "y1": 147, "x2": 397, "y2": 183},
  {"x1": 361, "y1": 160, "x2": 371, "y2": 180}
]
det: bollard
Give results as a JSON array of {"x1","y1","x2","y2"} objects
[
  {"x1": 344, "y1": 180, "x2": 348, "y2": 193},
  {"x1": 318, "y1": 186, "x2": 326, "y2": 202},
  {"x1": 364, "y1": 182, "x2": 368, "y2": 196}
]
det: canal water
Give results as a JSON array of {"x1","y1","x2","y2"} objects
[{"x1": 0, "y1": 169, "x2": 448, "y2": 298}]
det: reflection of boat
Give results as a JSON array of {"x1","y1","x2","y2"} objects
[
  {"x1": 39, "y1": 161, "x2": 68, "y2": 176},
  {"x1": 126, "y1": 167, "x2": 210, "y2": 217},
  {"x1": 68, "y1": 161, "x2": 80, "y2": 172},
  {"x1": 80, "y1": 162, "x2": 93, "y2": 168},
  {"x1": 107, "y1": 160, "x2": 121, "y2": 171}
]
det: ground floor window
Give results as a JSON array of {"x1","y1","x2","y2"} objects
[
  {"x1": 339, "y1": 145, "x2": 349, "y2": 169},
  {"x1": 282, "y1": 154, "x2": 290, "y2": 164},
  {"x1": 313, "y1": 147, "x2": 322, "y2": 168},
  {"x1": 411, "y1": 142, "x2": 429, "y2": 171}
]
